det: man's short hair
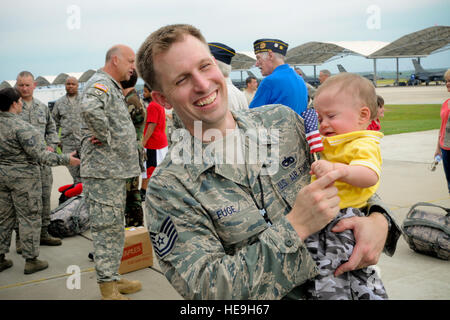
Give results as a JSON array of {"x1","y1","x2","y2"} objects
[
  {"x1": 16, "y1": 71, "x2": 34, "y2": 81},
  {"x1": 315, "y1": 72, "x2": 378, "y2": 120},
  {"x1": 136, "y1": 24, "x2": 207, "y2": 91},
  {"x1": 258, "y1": 51, "x2": 285, "y2": 62},
  {"x1": 65, "y1": 76, "x2": 78, "y2": 84},
  {"x1": 216, "y1": 60, "x2": 231, "y2": 78},
  {"x1": 105, "y1": 46, "x2": 121, "y2": 63},
  {"x1": 245, "y1": 76, "x2": 257, "y2": 86},
  {"x1": 320, "y1": 69, "x2": 331, "y2": 77}
]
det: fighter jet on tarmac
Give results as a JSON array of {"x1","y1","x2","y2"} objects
[
  {"x1": 411, "y1": 59, "x2": 445, "y2": 85},
  {"x1": 337, "y1": 64, "x2": 384, "y2": 82}
]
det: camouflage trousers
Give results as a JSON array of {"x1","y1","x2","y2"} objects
[
  {"x1": 14, "y1": 165, "x2": 52, "y2": 239},
  {"x1": 125, "y1": 176, "x2": 143, "y2": 227},
  {"x1": 40, "y1": 165, "x2": 53, "y2": 228},
  {"x1": 0, "y1": 177, "x2": 42, "y2": 259},
  {"x1": 83, "y1": 177, "x2": 126, "y2": 283},
  {"x1": 62, "y1": 144, "x2": 81, "y2": 185},
  {"x1": 303, "y1": 208, "x2": 388, "y2": 300}
]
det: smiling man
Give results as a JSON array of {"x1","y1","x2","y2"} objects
[
  {"x1": 136, "y1": 24, "x2": 400, "y2": 300},
  {"x1": 79, "y1": 44, "x2": 142, "y2": 300}
]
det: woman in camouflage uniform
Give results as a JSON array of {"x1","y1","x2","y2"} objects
[{"x1": 0, "y1": 88, "x2": 80, "y2": 275}]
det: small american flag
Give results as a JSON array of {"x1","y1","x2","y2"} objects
[{"x1": 301, "y1": 108, "x2": 324, "y2": 154}]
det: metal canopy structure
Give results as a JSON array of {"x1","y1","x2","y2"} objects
[
  {"x1": 368, "y1": 26, "x2": 450, "y2": 84},
  {"x1": 0, "y1": 81, "x2": 12, "y2": 90},
  {"x1": 285, "y1": 41, "x2": 389, "y2": 79},
  {"x1": 284, "y1": 26, "x2": 449, "y2": 84},
  {"x1": 1, "y1": 70, "x2": 96, "y2": 88},
  {"x1": 35, "y1": 76, "x2": 53, "y2": 86},
  {"x1": 285, "y1": 41, "x2": 388, "y2": 65},
  {"x1": 78, "y1": 69, "x2": 96, "y2": 83},
  {"x1": 369, "y1": 26, "x2": 450, "y2": 59},
  {"x1": 231, "y1": 52, "x2": 256, "y2": 70}
]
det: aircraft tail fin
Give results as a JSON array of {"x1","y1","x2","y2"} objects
[
  {"x1": 412, "y1": 59, "x2": 425, "y2": 73},
  {"x1": 337, "y1": 64, "x2": 347, "y2": 73}
]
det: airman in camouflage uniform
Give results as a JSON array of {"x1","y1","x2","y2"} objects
[
  {"x1": 52, "y1": 76, "x2": 82, "y2": 184},
  {"x1": 120, "y1": 70, "x2": 145, "y2": 227},
  {"x1": 80, "y1": 45, "x2": 142, "y2": 300},
  {"x1": 0, "y1": 87, "x2": 79, "y2": 274},
  {"x1": 146, "y1": 106, "x2": 400, "y2": 299},
  {"x1": 15, "y1": 71, "x2": 62, "y2": 248},
  {"x1": 136, "y1": 24, "x2": 401, "y2": 300}
]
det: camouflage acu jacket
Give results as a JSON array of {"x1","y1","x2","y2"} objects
[
  {"x1": 146, "y1": 105, "x2": 401, "y2": 300},
  {"x1": 52, "y1": 94, "x2": 82, "y2": 146},
  {"x1": 18, "y1": 97, "x2": 59, "y2": 150},
  {"x1": 124, "y1": 89, "x2": 146, "y2": 142},
  {"x1": 0, "y1": 112, "x2": 70, "y2": 179},
  {"x1": 79, "y1": 69, "x2": 140, "y2": 179}
]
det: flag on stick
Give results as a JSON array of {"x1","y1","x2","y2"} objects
[{"x1": 301, "y1": 108, "x2": 324, "y2": 161}]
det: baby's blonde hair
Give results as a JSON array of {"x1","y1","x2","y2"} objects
[{"x1": 315, "y1": 72, "x2": 378, "y2": 121}]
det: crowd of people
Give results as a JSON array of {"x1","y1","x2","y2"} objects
[{"x1": 2, "y1": 23, "x2": 447, "y2": 300}]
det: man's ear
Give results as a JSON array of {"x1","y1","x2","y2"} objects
[
  {"x1": 112, "y1": 55, "x2": 119, "y2": 67},
  {"x1": 151, "y1": 90, "x2": 172, "y2": 110},
  {"x1": 359, "y1": 106, "x2": 371, "y2": 123}
]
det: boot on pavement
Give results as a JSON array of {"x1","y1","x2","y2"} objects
[
  {"x1": 40, "y1": 228, "x2": 62, "y2": 246},
  {"x1": 99, "y1": 281, "x2": 130, "y2": 300},
  {"x1": 0, "y1": 254, "x2": 13, "y2": 272},
  {"x1": 117, "y1": 278, "x2": 142, "y2": 294},
  {"x1": 24, "y1": 257, "x2": 48, "y2": 274}
]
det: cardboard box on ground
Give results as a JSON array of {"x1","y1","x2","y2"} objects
[{"x1": 119, "y1": 226, "x2": 153, "y2": 274}]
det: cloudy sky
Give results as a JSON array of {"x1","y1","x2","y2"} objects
[{"x1": 1, "y1": 0, "x2": 449, "y2": 81}]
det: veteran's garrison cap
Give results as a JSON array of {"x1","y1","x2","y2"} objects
[
  {"x1": 253, "y1": 39, "x2": 288, "y2": 56},
  {"x1": 208, "y1": 42, "x2": 236, "y2": 65}
]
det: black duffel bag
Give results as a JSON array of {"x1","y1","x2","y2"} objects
[{"x1": 402, "y1": 202, "x2": 450, "y2": 260}]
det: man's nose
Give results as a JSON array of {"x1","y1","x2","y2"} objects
[{"x1": 192, "y1": 72, "x2": 209, "y2": 92}]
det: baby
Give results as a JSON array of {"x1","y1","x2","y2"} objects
[{"x1": 303, "y1": 72, "x2": 388, "y2": 300}]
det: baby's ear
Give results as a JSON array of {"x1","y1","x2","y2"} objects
[{"x1": 359, "y1": 106, "x2": 371, "y2": 123}]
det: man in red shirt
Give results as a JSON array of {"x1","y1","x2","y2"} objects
[{"x1": 141, "y1": 99, "x2": 169, "y2": 199}]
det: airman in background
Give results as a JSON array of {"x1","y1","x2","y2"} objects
[
  {"x1": 52, "y1": 76, "x2": 82, "y2": 184},
  {"x1": 15, "y1": 71, "x2": 62, "y2": 250}
]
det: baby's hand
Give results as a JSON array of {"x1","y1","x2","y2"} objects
[{"x1": 310, "y1": 160, "x2": 335, "y2": 178}]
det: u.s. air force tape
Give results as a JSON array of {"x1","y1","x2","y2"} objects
[{"x1": 150, "y1": 216, "x2": 178, "y2": 258}]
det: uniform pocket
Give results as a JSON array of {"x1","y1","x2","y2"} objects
[{"x1": 88, "y1": 201, "x2": 123, "y2": 231}]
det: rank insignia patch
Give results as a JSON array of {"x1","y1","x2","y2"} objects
[{"x1": 150, "y1": 216, "x2": 178, "y2": 258}]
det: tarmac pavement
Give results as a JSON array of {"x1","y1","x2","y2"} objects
[{"x1": 1, "y1": 86, "x2": 449, "y2": 300}]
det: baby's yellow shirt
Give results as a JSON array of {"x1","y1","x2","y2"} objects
[{"x1": 313, "y1": 130, "x2": 384, "y2": 209}]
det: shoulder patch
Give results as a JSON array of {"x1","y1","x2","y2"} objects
[
  {"x1": 93, "y1": 83, "x2": 109, "y2": 93},
  {"x1": 150, "y1": 216, "x2": 178, "y2": 259}
]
